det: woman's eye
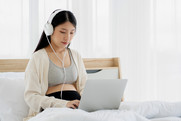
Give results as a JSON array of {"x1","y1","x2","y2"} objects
[{"x1": 60, "y1": 31, "x2": 65, "y2": 34}]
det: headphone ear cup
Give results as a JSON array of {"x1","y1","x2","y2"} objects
[{"x1": 44, "y1": 23, "x2": 53, "y2": 36}]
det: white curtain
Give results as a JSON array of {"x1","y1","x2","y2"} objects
[
  {"x1": 108, "y1": 0, "x2": 181, "y2": 101},
  {"x1": 0, "y1": 0, "x2": 181, "y2": 101},
  {"x1": 0, "y1": 0, "x2": 29, "y2": 58}
]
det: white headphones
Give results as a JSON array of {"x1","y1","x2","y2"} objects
[{"x1": 44, "y1": 9, "x2": 64, "y2": 36}]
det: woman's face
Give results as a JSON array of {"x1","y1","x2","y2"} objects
[{"x1": 50, "y1": 21, "x2": 75, "y2": 49}]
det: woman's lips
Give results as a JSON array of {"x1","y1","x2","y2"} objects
[{"x1": 62, "y1": 42, "x2": 68, "y2": 45}]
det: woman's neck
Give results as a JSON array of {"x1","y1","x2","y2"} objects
[{"x1": 46, "y1": 45, "x2": 66, "y2": 54}]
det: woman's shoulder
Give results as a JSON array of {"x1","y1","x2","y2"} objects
[
  {"x1": 33, "y1": 48, "x2": 46, "y2": 55},
  {"x1": 30, "y1": 48, "x2": 48, "y2": 60}
]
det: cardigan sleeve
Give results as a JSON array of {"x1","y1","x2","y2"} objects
[
  {"x1": 76, "y1": 52, "x2": 88, "y2": 96},
  {"x1": 24, "y1": 54, "x2": 68, "y2": 113}
]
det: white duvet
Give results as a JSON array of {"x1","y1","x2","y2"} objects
[
  {"x1": 29, "y1": 108, "x2": 149, "y2": 121},
  {"x1": 29, "y1": 101, "x2": 181, "y2": 121}
]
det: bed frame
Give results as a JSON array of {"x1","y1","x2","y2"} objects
[{"x1": 0, "y1": 58, "x2": 122, "y2": 79}]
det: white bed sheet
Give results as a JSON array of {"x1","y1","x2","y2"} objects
[
  {"x1": 151, "y1": 117, "x2": 181, "y2": 121},
  {"x1": 119, "y1": 101, "x2": 181, "y2": 119},
  {"x1": 28, "y1": 108, "x2": 181, "y2": 121},
  {"x1": 28, "y1": 101, "x2": 181, "y2": 121},
  {"x1": 28, "y1": 108, "x2": 149, "y2": 121}
]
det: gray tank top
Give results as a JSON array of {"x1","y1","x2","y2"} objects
[{"x1": 48, "y1": 49, "x2": 78, "y2": 87}]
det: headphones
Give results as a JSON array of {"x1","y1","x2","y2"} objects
[{"x1": 44, "y1": 9, "x2": 64, "y2": 36}]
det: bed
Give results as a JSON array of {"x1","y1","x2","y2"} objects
[{"x1": 0, "y1": 58, "x2": 181, "y2": 121}]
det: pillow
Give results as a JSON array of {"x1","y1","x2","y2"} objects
[
  {"x1": 0, "y1": 72, "x2": 29, "y2": 121},
  {"x1": 0, "y1": 72, "x2": 25, "y2": 79},
  {"x1": 119, "y1": 101, "x2": 181, "y2": 119}
]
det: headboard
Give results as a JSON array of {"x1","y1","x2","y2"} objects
[{"x1": 0, "y1": 58, "x2": 122, "y2": 79}]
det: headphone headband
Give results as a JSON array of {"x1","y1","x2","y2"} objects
[{"x1": 47, "y1": 9, "x2": 64, "y2": 24}]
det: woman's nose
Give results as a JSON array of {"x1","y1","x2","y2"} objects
[{"x1": 64, "y1": 33, "x2": 70, "y2": 41}]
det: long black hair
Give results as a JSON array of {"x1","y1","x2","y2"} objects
[{"x1": 34, "y1": 10, "x2": 77, "y2": 53}]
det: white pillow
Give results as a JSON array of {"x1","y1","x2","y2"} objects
[
  {"x1": 0, "y1": 72, "x2": 25, "y2": 79},
  {"x1": 119, "y1": 101, "x2": 181, "y2": 119},
  {"x1": 0, "y1": 72, "x2": 29, "y2": 121}
]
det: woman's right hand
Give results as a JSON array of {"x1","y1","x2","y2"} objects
[{"x1": 66, "y1": 100, "x2": 80, "y2": 109}]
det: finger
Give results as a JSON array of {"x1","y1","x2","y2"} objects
[
  {"x1": 74, "y1": 100, "x2": 80, "y2": 104},
  {"x1": 73, "y1": 100, "x2": 79, "y2": 105},
  {"x1": 77, "y1": 101, "x2": 80, "y2": 105},
  {"x1": 73, "y1": 103, "x2": 78, "y2": 108},
  {"x1": 71, "y1": 104, "x2": 76, "y2": 109}
]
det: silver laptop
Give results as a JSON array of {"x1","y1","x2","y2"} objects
[{"x1": 78, "y1": 79, "x2": 127, "y2": 112}]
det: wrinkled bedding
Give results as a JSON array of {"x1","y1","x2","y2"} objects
[{"x1": 29, "y1": 101, "x2": 181, "y2": 121}]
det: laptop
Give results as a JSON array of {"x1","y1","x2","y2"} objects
[{"x1": 78, "y1": 79, "x2": 127, "y2": 112}]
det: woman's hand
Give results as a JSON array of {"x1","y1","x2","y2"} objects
[{"x1": 66, "y1": 100, "x2": 80, "y2": 109}]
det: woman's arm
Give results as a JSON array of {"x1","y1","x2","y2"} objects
[
  {"x1": 77, "y1": 52, "x2": 88, "y2": 96},
  {"x1": 24, "y1": 55, "x2": 68, "y2": 113}
]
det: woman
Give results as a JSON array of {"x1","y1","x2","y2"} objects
[{"x1": 24, "y1": 9, "x2": 87, "y2": 120}]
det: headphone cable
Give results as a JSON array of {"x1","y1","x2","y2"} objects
[{"x1": 46, "y1": 36, "x2": 67, "y2": 99}]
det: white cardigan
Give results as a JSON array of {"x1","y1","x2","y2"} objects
[{"x1": 24, "y1": 48, "x2": 87, "y2": 120}]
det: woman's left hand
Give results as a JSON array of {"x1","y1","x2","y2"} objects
[{"x1": 66, "y1": 100, "x2": 80, "y2": 109}]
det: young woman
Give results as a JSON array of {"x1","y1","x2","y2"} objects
[{"x1": 24, "y1": 9, "x2": 87, "y2": 120}]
